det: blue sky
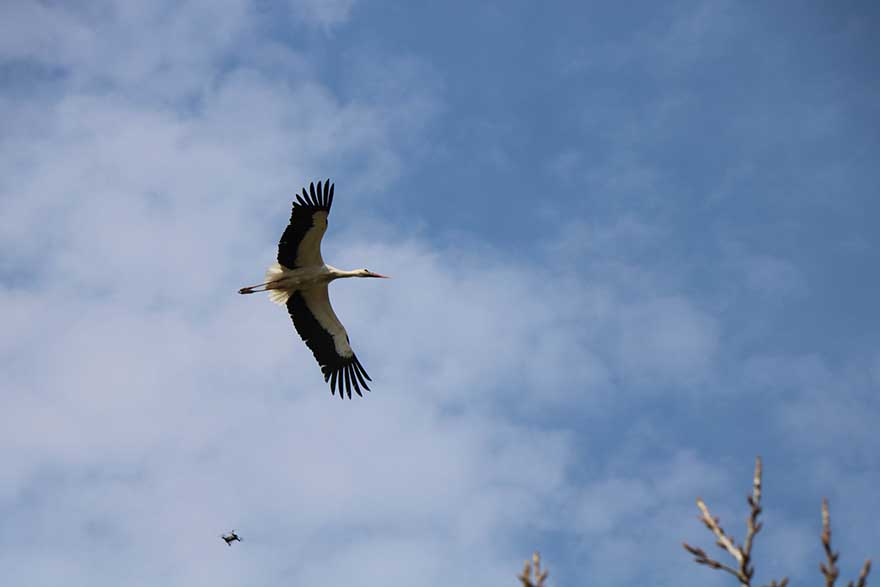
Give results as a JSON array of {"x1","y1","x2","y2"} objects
[{"x1": 1, "y1": 1, "x2": 878, "y2": 586}]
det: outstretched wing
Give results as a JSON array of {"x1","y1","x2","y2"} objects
[
  {"x1": 277, "y1": 180, "x2": 334, "y2": 269},
  {"x1": 286, "y1": 286, "x2": 372, "y2": 399}
]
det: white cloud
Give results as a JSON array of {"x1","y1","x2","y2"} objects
[
  {"x1": 0, "y1": 1, "x2": 251, "y2": 99},
  {"x1": 741, "y1": 352, "x2": 879, "y2": 456},
  {"x1": 0, "y1": 4, "x2": 583, "y2": 582},
  {"x1": 287, "y1": 0, "x2": 358, "y2": 28},
  {"x1": 5, "y1": 2, "x2": 875, "y2": 585},
  {"x1": 0, "y1": 98, "x2": 725, "y2": 583},
  {"x1": 718, "y1": 240, "x2": 808, "y2": 299},
  {"x1": 612, "y1": 296, "x2": 719, "y2": 388},
  {"x1": 565, "y1": 451, "x2": 730, "y2": 586}
]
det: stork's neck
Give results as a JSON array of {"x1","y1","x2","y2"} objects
[{"x1": 327, "y1": 266, "x2": 361, "y2": 280}]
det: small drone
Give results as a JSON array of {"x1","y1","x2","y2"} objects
[{"x1": 221, "y1": 530, "x2": 241, "y2": 546}]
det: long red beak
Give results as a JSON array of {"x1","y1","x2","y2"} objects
[{"x1": 369, "y1": 272, "x2": 390, "y2": 279}]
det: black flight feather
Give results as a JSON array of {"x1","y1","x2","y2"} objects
[
  {"x1": 278, "y1": 180, "x2": 334, "y2": 269},
  {"x1": 286, "y1": 289, "x2": 371, "y2": 399},
  {"x1": 350, "y1": 365, "x2": 362, "y2": 397}
]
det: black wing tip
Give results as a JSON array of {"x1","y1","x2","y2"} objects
[
  {"x1": 324, "y1": 360, "x2": 371, "y2": 399},
  {"x1": 292, "y1": 180, "x2": 334, "y2": 211},
  {"x1": 354, "y1": 357, "x2": 372, "y2": 382},
  {"x1": 349, "y1": 364, "x2": 363, "y2": 398}
]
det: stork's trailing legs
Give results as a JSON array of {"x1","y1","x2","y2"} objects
[{"x1": 238, "y1": 282, "x2": 275, "y2": 295}]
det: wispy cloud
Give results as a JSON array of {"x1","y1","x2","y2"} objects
[
  {"x1": 287, "y1": 0, "x2": 359, "y2": 28},
  {"x1": 2, "y1": 1, "x2": 877, "y2": 586}
]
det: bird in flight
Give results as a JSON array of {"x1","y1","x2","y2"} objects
[
  {"x1": 239, "y1": 180, "x2": 388, "y2": 399},
  {"x1": 221, "y1": 530, "x2": 241, "y2": 546}
]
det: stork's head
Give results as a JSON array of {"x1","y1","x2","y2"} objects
[{"x1": 359, "y1": 268, "x2": 390, "y2": 278}]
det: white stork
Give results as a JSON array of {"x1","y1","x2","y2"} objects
[
  {"x1": 221, "y1": 530, "x2": 241, "y2": 546},
  {"x1": 239, "y1": 180, "x2": 388, "y2": 399}
]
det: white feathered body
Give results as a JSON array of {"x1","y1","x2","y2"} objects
[{"x1": 265, "y1": 262, "x2": 333, "y2": 305}]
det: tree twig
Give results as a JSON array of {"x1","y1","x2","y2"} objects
[
  {"x1": 519, "y1": 551, "x2": 549, "y2": 587},
  {"x1": 822, "y1": 498, "x2": 841, "y2": 587},
  {"x1": 821, "y1": 498, "x2": 872, "y2": 587},
  {"x1": 683, "y1": 457, "x2": 788, "y2": 587},
  {"x1": 848, "y1": 560, "x2": 872, "y2": 587}
]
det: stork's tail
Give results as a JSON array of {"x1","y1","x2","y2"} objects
[
  {"x1": 238, "y1": 263, "x2": 292, "y2": 305},
  {"x1": 265, "y1": 262, "x2": 292, "y2": 305}
]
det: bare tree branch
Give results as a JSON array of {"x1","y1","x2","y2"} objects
[
  {"x1": 683, "y1": 457, "x2": 787, "y2": 587},
  {"x1": 741, "y1": 457, "x2": 763, "y2": 582},
  {"x1": 519, "y1": 551, "x2": 548, "y2": 587},
  {"x1": 696, "y1": 498, "x2": 744, "y2": 566},
  {"x1": 822, "y1": 498, "x2": 841, "y2": 587},
  {"x1": 822, "y1": 498, "x2": 872, "y2": 587},
  {"x1": 683, "y1": 542, "x2": 744, "y2": 579},
  {"x1": 848, "y1": 560, "x2": 872, "y2": 587}
]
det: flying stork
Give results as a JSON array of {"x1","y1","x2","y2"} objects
[
  {"x1": 221, "y1": 530, "x2": 241, "y2": 546},
  {"x1": 239, "y1": 180, "x2": 388, "y2": 399}
]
